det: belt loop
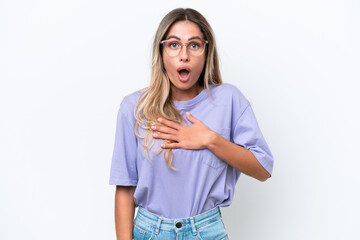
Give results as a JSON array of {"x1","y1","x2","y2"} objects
[
  {"x1": 190, "y1": 217, "x2": 197, "y2": 236},
  {"x1": 155, "y1": 217, "x2": 162, "y2": 234}
]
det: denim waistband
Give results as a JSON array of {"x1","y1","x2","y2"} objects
[{"x1": 135, "y1": 205, "x2": 222, "y2": 235}]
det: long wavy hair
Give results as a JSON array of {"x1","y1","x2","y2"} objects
[{"x1": 134, "y1": 8, "x2": 223, "y2": 171}]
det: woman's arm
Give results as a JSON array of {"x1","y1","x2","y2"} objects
[
  {"x1": 115, "y1": 185, "x2": 136, "y2": 240},
  {"x1": 152, "y1": 112, "x2": 270, "y2": 181},
  {"x1": 206, "y1": 131, "x2": 270, "y2": 181}
]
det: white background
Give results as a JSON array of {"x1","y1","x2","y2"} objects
[{"x1": 1, "y1": 0, "x2": 359, "y2": 239}]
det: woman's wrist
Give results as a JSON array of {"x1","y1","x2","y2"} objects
[{"x1": 205, "y1": 130, "x2": 220, "y2": 149}]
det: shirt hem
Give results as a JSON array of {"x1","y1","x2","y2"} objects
[{"x1": 109, "y1": 178, "x2": 137, "y2": 186}]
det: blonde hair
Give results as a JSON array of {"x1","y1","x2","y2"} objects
[{"x1": 134, "y1": 8, "x2": 222, "y2": 170}]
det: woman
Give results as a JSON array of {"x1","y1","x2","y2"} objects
[{"x1": 109, "y1": 8, "x2": 273, "y2": 240}]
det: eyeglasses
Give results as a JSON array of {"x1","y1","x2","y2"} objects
[{"x1": 160, "y1": 39, "x2": 208, "y2": 57}]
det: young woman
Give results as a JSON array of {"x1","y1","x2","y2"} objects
[{"x1": 109, "y1": 8, "x2": 273, "y2": 240}]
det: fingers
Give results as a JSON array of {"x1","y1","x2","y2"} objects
[
  {"x1": 157, "y1": 118, "x2": 180, "y2": 130},
  {"x1": 160, "y1": 142, "x2": 181, "y2": 149},
  {"x1": 185, "y1": 112, "x2": 198, "y2": 123},
  {"x1": 151, "y1": 119, "x2": 180, "y2": 142},
  {"x1": 152, "y1": 132, "x2": 177, "y2": 142},
  {"x1": 151, "y1": 125, "x2": 177, "y2": 135}
]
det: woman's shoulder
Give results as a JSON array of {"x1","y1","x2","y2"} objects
[
  {"x1": 118, "y1": 87, "x2": 147, "y2": 114},
  {"x1": 210, "y1": 83, "x2": 250, "y2": 113},
  {"x1": 211, "y1": 83, "x2": 248, "y2": 102},
  {"x1": 122, "y1": 88, "x2": 146, "y2": 104}
]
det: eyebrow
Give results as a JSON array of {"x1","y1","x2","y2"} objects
[{"x1": 166, "y1": 35, "x2": 203, "y2": 41}]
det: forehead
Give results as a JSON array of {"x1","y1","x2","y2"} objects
[{"x1": 165, "y1": 20, "x2": 204, "y2": 40}]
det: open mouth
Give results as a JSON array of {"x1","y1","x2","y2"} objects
[{"x1": 177, "y1": 67, "x2": 190, "y2": 82}]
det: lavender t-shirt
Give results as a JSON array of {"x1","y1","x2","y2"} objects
[{"x1": 109, "y1": 83, "x2": 273, "y2": 219}]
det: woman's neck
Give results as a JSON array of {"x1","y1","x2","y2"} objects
[{"x1": 171, "y1": 84, "x2": 203, "y2": 101}]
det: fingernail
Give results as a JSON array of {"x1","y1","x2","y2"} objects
[
  {"x1": 157, "y1": 118, "x2": 162, "y2": 122},
  {"x1": 153, "y1": 133, "x2": 157, "y2": 137},
  {"x1": 161, "y1": 144, "x2": 165, "y2": 147},
  {"x1": 151, "y1": 126, "x2": 156, "y2": 130}
]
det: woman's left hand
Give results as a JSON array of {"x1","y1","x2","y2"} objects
[{"x1": 151, "y1": 112, "x2": 214, "y2": 150}]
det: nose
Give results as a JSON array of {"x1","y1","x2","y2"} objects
[{"x1": 179, "y1": 45, "x2": 189, "y2": 62}]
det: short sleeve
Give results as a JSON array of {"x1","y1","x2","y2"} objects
[
  {"x1": 109, "y1": 97, "x2": 138, "y2": 186},
  {"x1": 232, "y1": 103, "x2": 274, "y2": 176}
]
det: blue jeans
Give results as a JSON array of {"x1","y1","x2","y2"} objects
[{"x1": 132, "y1": 206, "x2": 229, "y2": 240}]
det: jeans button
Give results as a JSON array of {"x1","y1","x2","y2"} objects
[{"x1": 175, "y1": 222, "x2": 183, "y2": 228}]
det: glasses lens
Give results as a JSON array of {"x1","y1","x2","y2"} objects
[
  {"x1": 162, "y1": 40, "x2": 207, "y2": 56},
  {"x1": 163, "y1": 40, "x2": 181, "y2": 56},
  {"x1": 187, "y1": 40, "x2": 205, "y2": 56}
]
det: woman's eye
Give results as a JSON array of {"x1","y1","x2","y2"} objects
[
  {"x1": 169, "y1": 42, "x2": 180, "y2": 48},
  {"x1": 189, "y1": 42, "x2": 201, "y2": 49}
]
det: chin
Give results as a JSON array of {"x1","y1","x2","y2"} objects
[{"x1": 174, "y1": 81, "x2": 197, "y2": 89}]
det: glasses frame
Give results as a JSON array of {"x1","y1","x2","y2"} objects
[{"x1": 160, "y1": 39, "x2": 209, "y2": 57}]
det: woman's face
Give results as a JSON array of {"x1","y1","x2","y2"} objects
[{"x1": 162, "y1": 20, "x2": 206, "y2": 101}]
